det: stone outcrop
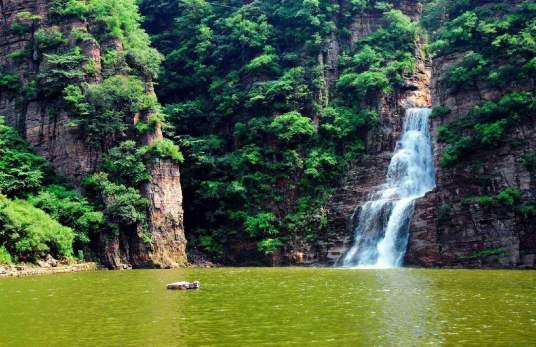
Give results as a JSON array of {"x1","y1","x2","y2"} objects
[
  {"x1": 0, "y1": 0, "x2": 187, "y2": 268},
  {"x1": 405, "y1": 53, "x2": 536, "y2": 269}
]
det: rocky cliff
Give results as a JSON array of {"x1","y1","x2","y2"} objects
[
  {"x1": 406, "y1": 53, "x2": 536, "y2": 269},
  {"x1": 293, "y1": 0, "x2": 432, "y2": 265},
  {"x1": 317, "y1": 0, "x2": 536, "y2": 269},
  {"x1": 0, "y1": 0, "x2": 186, "y2": 268}
]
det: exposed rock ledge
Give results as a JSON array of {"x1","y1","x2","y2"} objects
[{"x1": 0, "y1": 262, "x2": 97, "y2": 278}]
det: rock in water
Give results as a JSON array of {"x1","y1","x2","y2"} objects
[{"x1": 166, "y1": 281, "x2": 200, "y2": 290}]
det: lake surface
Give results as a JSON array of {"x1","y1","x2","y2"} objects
[{"x1": 0, "y1": 268, "x2": 535, "y2": 346}]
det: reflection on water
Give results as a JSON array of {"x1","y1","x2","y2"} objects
[
  {"x1": 0, "y1": 268, "x2": 535, "y2": 346},
  {"x1": 374, "y1": 269, "x2": 443, "y2": 346}
]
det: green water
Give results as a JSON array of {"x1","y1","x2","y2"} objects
[{"x1": 0, "y1": 268, "x2": 535, "y2": 346}]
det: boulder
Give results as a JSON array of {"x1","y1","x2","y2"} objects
[{"x1": 166, "y1": 281, "x2": 200, "y2": 290}]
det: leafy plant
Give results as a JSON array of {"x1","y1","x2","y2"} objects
[
  {"x1": 0, "y1": 117, "x2": 47, "y2": 197},
  {"x1": 29, "y1": 185, "x2": 104, "y2": 246},
  {"x1": 0, "y1": 198, "x2": 74, "y2": 260},
  {"x1": 140, "y1": 139, "x2": 184, "y2": 163}
]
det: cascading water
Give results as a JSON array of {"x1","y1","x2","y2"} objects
[{"x1": 341, "y1": 108, "x2": 435, "y2": 268}]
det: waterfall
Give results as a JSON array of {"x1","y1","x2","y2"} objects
[{"x1": 341, "y1": 108, "x2": 435, "y2": 268}]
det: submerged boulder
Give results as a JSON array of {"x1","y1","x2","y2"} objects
[{"x1": 166, "y1": 281, "x2": 200, "y2": 290}]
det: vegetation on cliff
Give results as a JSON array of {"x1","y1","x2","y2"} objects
[
  {"x1": 0, "y1": 118, "x2": 102, "y2": 263},
  {"x1": 2, "y1": 0, "x2": 534, "y2": 266},
  {"x1": 139, "y1": 0, "x2": 421, "y2": 261},
  {"x1": 0, "y1": 0, "x2": 181, "y2": 264},
  {"x1": 424, "y1": 0, "x2": 536, "y2": 224},
  {"x1": 424, "y1": 0, "x2": 536, "y2": 166}
]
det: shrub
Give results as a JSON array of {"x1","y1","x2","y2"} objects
[
  {"x1": 518, "y1": 202, "x2": 536, "y2": 219},
  {"x1": 8, "y1": 49, "x2": 29, "y2": 60},
  {"x1": 0, "y1": 198, "x2": 74, "y2": 260},
  {"x1": 443, "y1": 51, "x2": 487, "y2": 92},
  {"x1": 38, "y1": 48, "x2": 87, "y2": 97},
  {"x1": 103, "y1": 141, "x2": 151, "y2": 186},
  {"x1": 440, "y1": 136, "x2": 473, "y2": 167},
  {"x1": 270, "y1": 111, "x2": 316, "y2": 143},
  {"x1": 35, "y1": 28, "x2": 65, "y2": 51},
  {"x1": 244, "y1": 212, "x2": 277, "y2": 237},
  {"x1": 496, "y1": 188, "x2": 522, "y2": 207},
  {"x1": 82, "y1": 173, "x2": 148, "y2": 226},
  {"x1": 0, "y1": 246, "x2": 12, "y2": 264},
  {"x1": 460, "y1": 247, "x2": 510, "y2": 260},
  {"x1": 474, "y1": 119, "x2": 508, "y2": 146},
  {"x1": 336, "y1": 71, "x2": 391, "y2": 102},
  {"x1": 320, "y1": 106, "x2": 378, "y2": 139},
  {"x1": 257, "y1": 237, "x2": 284, "y2": 255},
  {"x1": 0, "y1": 117, "x2": 47, "y2": 196},
  {"x1": 29, "y1": 185, "x2": 104, "y2": 245},
  {"x1": 140, "y1": 139, "x2": 184, "y2": 163},
  {"x1": 523, "y1": 150, "x2": 536, "y2": 178},
  {"x1": 431, "y1": 105, "x2": 451, "y2": 118},
  {"x1": 246, "y1": 51, "x2": 280, "y2": 73},
  {"x1": 50, "y1": 0, "x2": 89, "y2": 21},
  {"x1": 81, "y1": 75, "x2": 146, "y2": 147},
  {"x1": 0, "y1": 72, "x2": 21, "y2": 92}
]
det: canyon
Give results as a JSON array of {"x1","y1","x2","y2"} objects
[{"x1": 0, "y1": 0, "x2": 534, "y2": 269}]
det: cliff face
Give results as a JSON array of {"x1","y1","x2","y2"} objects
[
  {"x1": 405, "y1": 54, "x2": 536, "y2": 269},
  {"x1": 295, "y1": 0, "x2": 431, "y2": 265},
  {"x1": 305, "y1": 0, "x2": 536, "y2": 269},
  {"x1": 0, "y1": 0, "x2": 186, "y2": 268}
]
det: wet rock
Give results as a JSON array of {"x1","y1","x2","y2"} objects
[{"x1": 166, "y1": 281, "x2": 200, "y2": 290}]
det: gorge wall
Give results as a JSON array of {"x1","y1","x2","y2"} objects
[
  {"x1": 0, "y1": 0, "x2": 186, "y2": 268},
  {"x1": 317, "y1": 0, "x2": 536, "y2": 269},
  {"x1": 298, "y1": 0, "x2": 432, "y2": 265},
  {"x1": 405, "y1": 54, "x2": 536, "y2": 269}
]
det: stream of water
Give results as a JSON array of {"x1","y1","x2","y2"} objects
[{"x1": 341, "y1": 108, "x2": 435, "y2": 268}]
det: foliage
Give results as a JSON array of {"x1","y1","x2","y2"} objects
[
  {"x1": 270, "y1": 112, "x2": 316, "y2": 143},
  {"x1": 443, "y1": 51, "x2": 487, "y2": 92},
  {"x1": 0, "y1": 117, "x2": 47, "y2": 197},
  {"x1": 463, "y1": 188, "x2": 523, "y2": 211},
  {"x1": 38, "y1": 48, "x2": 87, "y2": 97},
  {"x1": 459, "y1": 247, "x2": 511, "y2": 260},
  {"x1": 102, "y1": 141, "x2": 151, "y2": 187},
  {"x1": 431, "y1": 105, "x2": 451, "y2": 119},
  {"x1": 35, "y1": 28, "x2": 65, "y2": 51},
  {"x1": 139, "y1": 0, "x2": 418, "y2": 259},
  {"x1": 0, "y1": 197, "x2": 74, "y2": 260},
  {"x1": 257, "y1": 238, "x2": 284, "y2": 255},
  {"x1": 0, "y1": 71, "x2": 21, "y2": 92},
  {"x1": 76, "y1": 75, "x2": 146, "y2": 148},
  {"x1": 437, "y1": 92, "x2": 536, "y2": 167},
  {"x1": 0, "y1": 245, "x2": 12, "y2": 264},
  {"x1": 244, "y1": 212, "x2": 278, "y2": 237},
  {"x1": 29, "y1": 185, "x2": 104, "y2": 246},
  {"x1": 437, "y1": 203, "x2": 453, "y2": 223},
  {"x1": 140, "y1": 139, "x2": 184, "y2": 163},
  {"x1": 523, "y1": 150, "x2": 536, "y2": 179},
  {"x1": 82, "y1": 173, "x2": 148, "y2": 227}
]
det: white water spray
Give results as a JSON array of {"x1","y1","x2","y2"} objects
[{"x1": 341, "y1": 108, "x2": 435, "y2": 268}]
